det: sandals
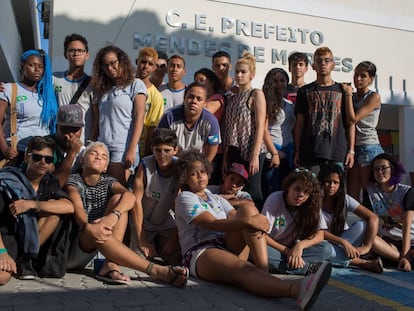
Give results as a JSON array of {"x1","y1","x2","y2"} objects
[
  {"x1": 145, "y1": 262, "x2": 189, "y2": 287},
  {"x1": 168, "y1": 266, "x2": 189, "y2": 287},
  {"x1": 95, "y1": 270, "x2": 130, "y2": 285},
  {"x1": 361, "y1": 257, "x2": 384, "y2": 274}
]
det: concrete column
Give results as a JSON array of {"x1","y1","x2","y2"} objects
[{"x1": 398, "y1": 105, "x2": 414, "y2": 185}]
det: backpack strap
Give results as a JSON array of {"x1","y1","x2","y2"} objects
[
  {"x1": 68, "y1": 76, "x2": 91, "y2": 105},
  {"x1": 9, "y1": 83, "x2": 17, "y2": 151}
]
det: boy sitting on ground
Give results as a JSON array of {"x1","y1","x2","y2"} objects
[
  {"x1": 65, "y1": 141, "x2": 188, "y2": 286},
  {"x1": 208, "y1": 162, "x2": 253, "y2": 209},
  {"x1": 132, "y1": 129, "x2": 181, "y2": 265}
]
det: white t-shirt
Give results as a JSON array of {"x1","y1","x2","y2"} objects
[
  {"x1": 53, "y1": 72, "x2": 94, "y2": 143},
  {"x1": 0, "y1": 82, "x2": 50, "y2": 150},
  {"x1": 175, "y1": 189, "x2": 234, "y2": 255},
  {"x1": 319, "y1": 194, "x2": 360, "y2": 231},
  {"x1": 96, "y1": 79, "x2": 147, "y2": 153}
]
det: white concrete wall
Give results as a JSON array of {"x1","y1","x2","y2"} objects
[
  {"x1": 0, "y1": 1, "x2": 24, "y2": 82},
  {"x1": 51, "y1": 0, "x2": 414, "y2": 176}
]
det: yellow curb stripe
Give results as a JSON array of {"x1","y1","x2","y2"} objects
[{"x1": 329, "y1": 279, "x2": 414, "y2": 311}]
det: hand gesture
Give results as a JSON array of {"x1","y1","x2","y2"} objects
[
  {"x1": 398, "y1": 257, "x2": 412, "y2": 272},
  {"x1": 342, "y1": 239, "x2": 359, "y2": 258},
  {"x1": 0, "y1": 252, "x2": 16, "y2": 274},
  {"x1": 287, "y1": 243, "x2": 305, "y2": 270},
  {"x1": 9, "y1": 199, "x2": 36, "y2": 217}
]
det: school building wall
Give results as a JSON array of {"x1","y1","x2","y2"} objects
[{"x1": 50, "y1": 0, "x2": 414, "y2": 182}]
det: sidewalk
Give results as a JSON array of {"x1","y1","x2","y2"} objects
[{"x1": 1, "y1": 266, "x2": 411, "y2": 310}]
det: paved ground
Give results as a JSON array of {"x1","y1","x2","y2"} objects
[{"x1": 0, "y1": 265, "x2": 413, "y2": 311}]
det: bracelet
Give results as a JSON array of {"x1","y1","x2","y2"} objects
[
  {"x1": 347, "y1": 150, "x2": 355, "y2": 155},
  {"x1": 0, "y1": 248, "x2": 7, "y2": 255},
  {"x1": 272, "y1": 153, "x2": 279, "y2": 157},
  {"x1": 145, "y1": 261, "x2": 154, "y2": 276},
  {"x1": 345, "y1": 93, "x2": 353, "y2": 97},
  {"x1": 111, "y1": 210, "x2": 121, "y2": 220}
]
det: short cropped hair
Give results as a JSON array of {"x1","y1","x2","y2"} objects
[
  {"x1": 26, "y1": 136, "x2": 56, "y2": 154},
  {"x1": 288, "y1": 52, "x2": 309, "y2": 66},
  {"x1": 138, "y1": 47, "x2": 158, "y2": 61},
  {"x1": 151, "y1": 128, "x2": 178, "y2": 148}
]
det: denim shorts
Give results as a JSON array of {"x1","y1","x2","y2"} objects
[
  {"x1": 110, "y1": 149, "x2": 140, "y2": 172},
  {"x1": 355, "y1": 144, "x2": 384, "y2": 167}
]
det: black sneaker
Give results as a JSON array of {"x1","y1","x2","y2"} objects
[
  {"x1": 17, "y1": 257, "x2": 38, "y2": 280},
  {"x1": 304, "y1": 262, "x2": 323, "y2": 276}
]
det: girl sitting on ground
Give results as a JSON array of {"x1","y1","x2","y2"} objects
[
  {"x1": 364, "y1": 153, "x2": 414, "y2": 271},
  {"x1": 318, "y1": 163, "x2": 382, "y2": 273},
  {"x1": 262, "y1": 168, "x2": 332, "y2": 275},
  {"x1": 175, "y1": 150, "x2": 332, "y2": 311}
]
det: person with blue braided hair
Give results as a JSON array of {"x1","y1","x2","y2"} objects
[{"x1": 0, "y1": 49, "x2": 58, "y2": 167}]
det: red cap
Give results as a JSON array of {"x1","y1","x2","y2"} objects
[{"x1": 228, "y1": 162, "x2": 249, "y2": 182}]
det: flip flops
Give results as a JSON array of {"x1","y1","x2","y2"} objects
[{"x1": 95, "y1": 270, "x2": 130, "y2": 285}]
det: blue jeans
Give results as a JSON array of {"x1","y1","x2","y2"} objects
[
  {"x1": 355, "y1": 144, "x2": 384, "y2": 166},
  {"x1": 267, "y1": 240, "x2": 332, "y2": 275},
  {"x1": 328, "y1": 220, "x2": 367, "y2": 267}
]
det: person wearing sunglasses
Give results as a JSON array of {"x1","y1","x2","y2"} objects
[{"x1": 0, "y1": 136, "x2": 74, "y2": 282}]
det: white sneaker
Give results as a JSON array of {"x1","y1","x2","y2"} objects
[{"x1": 296, "y1": 261, "x2": 332, "y2": 311}]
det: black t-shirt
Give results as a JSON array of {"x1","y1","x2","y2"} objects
[{"x1": 295, "y1": 82, "x2": 348, "y2": 164}]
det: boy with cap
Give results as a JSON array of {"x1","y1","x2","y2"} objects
[
  {"x1": 208, "y1": 162, "x2": 253, "y2": 209},
  {"x1": 51, "y1": 104, "x2": 85, "y2": 186}
]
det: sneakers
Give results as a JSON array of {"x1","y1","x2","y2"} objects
[
  {"x1": 304, "y1": 262, "x2": 323, "y2": 276},
  {"x1": 297, "y1": 261, "x2": 332, "y2": 311},
  {"x1": 16, "y1": 257, "x2": 38, "y2": 280}
]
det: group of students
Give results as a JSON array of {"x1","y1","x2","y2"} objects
[{"x1": 0, "y1": 32, "x2": 413, "y2": 311}]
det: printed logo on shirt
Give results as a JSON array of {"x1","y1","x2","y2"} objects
[
  {"x1": 55, "y1": 86, "x2": 62, "y2": 93},
  {"x1": 207, "y1": 134, "x2": 219, "y2": 144},
  {"x1": 152, "y1": 191, "x2": 160, "y2": 199},
  {"x1": 16, "y1": 96, "x2": 28, "y2": 102},
  {"x1": 163, "y1": 98, "x2": 167, "y2": 106},
  {"x1": 273, "y1": 216, "x2": 286, "y2": 229}
]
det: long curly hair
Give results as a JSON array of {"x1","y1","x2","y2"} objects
[
  {"x1": 369, "y1": 153, "x2": 405, "y2": 186},
  {"x1": 91, "y1": 45, "x2": 135, "y2": 94},
  {"x1": 176, "y1": 150, "x2": 212, "y2": 191},
  {"x1": 318, "y1": 163, "x2": 346, "y2": 235},
  {"x1": 262, "y1": 68, "x2": 289, "y2": 124},
  {"x1": 282, "y1": 168, "x2": 322, "y2": 240}
]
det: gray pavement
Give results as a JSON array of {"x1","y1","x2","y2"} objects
[{"x1": 0, "y1": 266, "x2": 408, "y2": 311}]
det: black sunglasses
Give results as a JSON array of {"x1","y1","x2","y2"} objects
[{"x1": 30, "y1": 153, "x2": 54, "y2": 164}]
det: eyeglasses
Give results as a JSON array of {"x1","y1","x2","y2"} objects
[
  {"x1": 67, "y1": 48, "x2": 87, "y2": 55},
  {"x1": 102, "y1": 59, "x2": 119, "y2": 69},
  {"x1": 373, "y1": 166, "x2": 391, "y2": 173},
  {"x1": 294, "y1": 167, "x2": 316, "y2": 178},
  {"x1": 30, "y1": 153, "x2": 54, "y2": 164},
  {"x1": 315, "y1": 58, "x2": 333, "y2": 65}
]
